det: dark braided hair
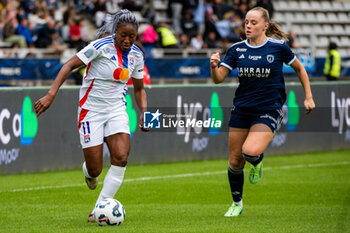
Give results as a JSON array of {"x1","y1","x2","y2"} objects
[{"x1": 96, "y1": 9, "x2": 139, "y2": 39}]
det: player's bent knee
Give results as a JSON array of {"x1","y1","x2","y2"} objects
[
  {"x1": 110, "y1": 154, "x2": 128, "y2": 167},
  {"x1": 242, "y1": 146, "x2": 263, "y2": 157},
  {"x1": 88, "y1": 166, "x2": 102, "y2": 177},
  {"x1": 229, "y1": 156, "x2": 245, "y2": 169}
]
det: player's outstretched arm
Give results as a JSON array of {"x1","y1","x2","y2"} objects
[
  {"x1": 210, "y1": 52, "x2": 229, "y2": 84},
  {"x1": 34, "y1": 56, "x2": 84, "y2": 117},
  {"x1": 132, "y1": 78, "x2": 149, "y2": 131},
  {"x1": 290, "y1": 58, "x2": 316, "y2": 114}
]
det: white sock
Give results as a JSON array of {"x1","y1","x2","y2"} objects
[
  {"x1": 82, "y1": 161, "x2": 92, "y2": 178},
  {"x1": 94, "y1": 165, "x2": 126, "y2": 208},
  {"x1": 234, "y1": 200, "x2": 243, "y2": 206}
]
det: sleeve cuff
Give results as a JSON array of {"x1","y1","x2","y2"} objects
[
  {"x1": 287, "y1": 55, "x2": 297, "y2": 66},
  {"x1": 220, "y1": 62, "x2": 233, "y2": 71},
  {"x1": 76, "y1": 53, "x2": 89, "y2": 65}
]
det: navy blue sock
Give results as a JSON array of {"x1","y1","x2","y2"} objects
[
  {"x1": 242, "y1": 153, "x2": 264, "y2": 166},
  {"x1": 228, "y1": 166, "x2": 244, "y2": 203}
]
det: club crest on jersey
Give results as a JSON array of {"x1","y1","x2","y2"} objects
[
  {"x1": 129, "y1": 57, "x2": 135, "y2": 66},
  {"x1": 84, "y1": 134, "x2": 91, "y2": 143},
  {"x1": 81, "y1": 121, "x2": 91, "y2": 143},
  {"x1": 267, "y1": 54, "x2": 275, "y2": 63}
]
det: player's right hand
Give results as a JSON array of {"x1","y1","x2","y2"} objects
[
  {"x1": 210, "y1": 52, "x2": 220, "y2": 68},
  {"x1": 34, "y1": 94, "x2": 54, "y2": 117}
]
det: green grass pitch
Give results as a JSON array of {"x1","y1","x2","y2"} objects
[{"x1": 0, "y1": 150, "x2": 349, "y2": 233}]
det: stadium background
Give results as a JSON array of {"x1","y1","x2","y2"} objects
[
  {"x1": 0, "y1": 1, "x2": 349, "y2": 232},
  {"x1": 0, "y1": 0, "x2": 349, "y2": 173}
]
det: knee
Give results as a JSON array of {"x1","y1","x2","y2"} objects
[
  {"x1": 242, "y1": 145, "x2": 262, "y2": 156},
  {"x1": 229, "y1": 155, "x2": 245, "y2": 170},
  {"x1": 110, "y1": 153, "x2": 129, "y2": 167},
  {"x1": 88, "y1": 166, "x2": 102, "y2": 177}
]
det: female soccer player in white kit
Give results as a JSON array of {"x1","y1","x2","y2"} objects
[
  {"x1": 34, "y1": 10, "x2": 148, "y2": 222},
  {"x1": 210, "y1": 7, "x2": 315, "y2": 217}
]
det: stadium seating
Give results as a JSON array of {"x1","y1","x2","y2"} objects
[{"x1": 274, "y1": 0, "x2": 350, "y2": 57}]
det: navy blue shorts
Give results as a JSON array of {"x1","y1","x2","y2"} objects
[{"x1": 228, "y1": 106, "x2": 284, "y2": 133}]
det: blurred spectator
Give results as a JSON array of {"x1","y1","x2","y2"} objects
[
  {"x1": 140, "y1": 24, "x2": 158, "y2": 46},
  {"x1": 35, "y1": 17, "x2": 56, "y2": 48},
  {"x1": 203, "y1": 31, "x2": 218, "y2": 48},
  {"x1": 255, "y1": 0, "x2": 274, "y2": 19},
  {"x1": 49, "y1": 29, "x2": 67, "y2": 51},
  {"x1": 93, "y1": 0, "x2": 107, "y2": 27},
  {"x1": 16, "y1": 17, "x2": 34, "y2": 47},
  {"x1": 120, "y1": 0, "x2": 143, "y2": 11},
  {"x1": 46, "y1": 0, "x2": 59, "y2": 10},
  {"x1": 141, "y1": 0, "x2": 155, "y2": 24},
  {"x1": 34, "y1": 0, "x2": 47, "y2": 12},
  {"x1": 3, "y1": 16, "x2": 27, "y2": 48},
  {"x1": 203, "y1": 0, "x2": 219, "y2": 42},
  {"x1": 178, "y1": 34, "x2": 190, "y2": 49},
  {"x1": 236, "y1": 3, "x2": 248, "y2": 20},
  {"x1": 193, "y1": 0, "x2": 205, "y2": 35},
  {"x1": 167, "y1": 0, "x2": 185, "y2": 35},
  {"x1": 28, "y1": 7, "x2": 47, "y2": 29},
  {"x1": 79, "y1": 18, "x2": 89, "y2": 42},
  {"x1": 190, "y1": 33, "x2": 204, "y2": 51},
  {"x1": 48, "y1": 6, "x2": 63, "y2": 23},
  {"x1": 106, "y1": 0, "x2": 120, "y2": 14},
  {"x1": 63, "y1": 6, "x2": 75, "y2": 25},
  {"x1": 181, "y1": 9, "x2": 197, "y2": 37},
  {"x1": 156, "y1": 22, "x2": 178, "y2": 48},
  {"x1": 212, "y1": 0, "x2": 233, "y2": 20},
  {"x1": 324, "y1": 41, "x2": 341, "y2": 81},
  {"x1": 19, "y1": 0, "x2": 36, "y2": 14},
  {"x1": 77, "y1": 0, "x2": 93, "y2": 15},
  {"x1": 68, "y1": 17, "x2": 86, "y2": 50},
  {"x1": 287, "y1": 30, "x2": 302, "y2": 49}
]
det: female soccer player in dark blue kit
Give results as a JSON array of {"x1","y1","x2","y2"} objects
[{"x1": 210, "y1": 7, "x2": 315, "y2": 217}]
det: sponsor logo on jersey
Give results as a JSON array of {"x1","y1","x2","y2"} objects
[
  {"x1": 236, "y1": 48, "x2": 247, "y2": 52},
  {"x1": 248, "y1": 55, "x2": 262, "y2": 61},
  {"x1": 267, "y1": 54, "x2": 275, "y2": 63},
  {"x1": 238, "y1": 67, "x2": 271, "y2": 78},
  {"x1": 239, "y1": 54, "x2": 245, "y2": 59},
  {"x1": 110, "y1": 55, "x2": 116, "y2": 61}
]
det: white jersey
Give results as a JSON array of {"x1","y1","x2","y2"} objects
[{"x1": 76, "y1": 35, "x2": 144, "y2": 113}]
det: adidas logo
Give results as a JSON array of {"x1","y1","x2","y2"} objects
[
  {"x1": 111, "y1": 55, "x2": 116, "y2": 61},
  {"x1": 239, "y1": 54, "x2": 245, "y2": 59}
]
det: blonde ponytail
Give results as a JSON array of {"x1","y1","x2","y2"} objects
[{"x1": 266, "y1": 21, "x2": 288, "y2": 40}]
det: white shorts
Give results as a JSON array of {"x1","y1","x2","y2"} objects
[{"x1": 77, "y1": 108, "x2": 130, "y2": 149}]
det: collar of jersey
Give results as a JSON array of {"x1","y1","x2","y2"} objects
[{"x1": 245, "y1": 37, "x2": 269, "y2": 48}]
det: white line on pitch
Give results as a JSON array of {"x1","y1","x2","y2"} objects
[{"x1": 1, "y1": 161, "x2": 349, "y2": 193}]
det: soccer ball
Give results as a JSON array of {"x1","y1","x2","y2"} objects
[{"x1": 94, "y1": 198, "x2": 125, "y2": 226}]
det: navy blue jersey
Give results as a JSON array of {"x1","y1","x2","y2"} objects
[{"x1": 221, "y1": 37, "x2": 296, "y2": 111}]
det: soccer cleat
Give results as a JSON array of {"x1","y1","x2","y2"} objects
[
  {"x1": 87, "y1": 211, "x2": 95, "y2": 222},
  {"x1": 249, "y1": 161, "x2": 263, "y2": 184},
  {"x1": 85, "y1": 177, "x2": 98, "y2": 190},
  {"x1": 224, "y1": 203, "x2": 243, "y2": 217}
]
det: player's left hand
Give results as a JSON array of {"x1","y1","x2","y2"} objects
[
  {"x1": 139, "y1": 113, "x2": 150, "y2": 132},
  {"x1": 304, "y1": 97, "x2": 315, "y2": 115}
]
